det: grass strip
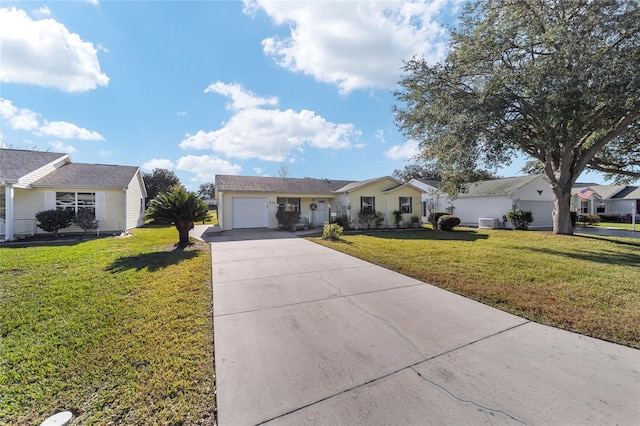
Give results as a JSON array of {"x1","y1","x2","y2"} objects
[{"x1": 0, "y1": 226, "x2": 215, "y2": 425}]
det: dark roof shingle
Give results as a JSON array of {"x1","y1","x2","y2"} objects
[
  {"x1": 0, "y1": 149, "x2": 68, "y2": 181},
  {"x1": 33, "y1": 163, "x2": 140, "y2": 188},
  {"x1": 216, "y1": 175, "x2": 355, "y2": 194}
]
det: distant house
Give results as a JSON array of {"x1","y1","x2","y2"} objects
[
  {"x1": 215, "y1": 175, "x2": 423, "y2": 231},
  {"x1": 572, "y1": 184, "x2": 640, "y2": 217},
  {"x1": 451, "y1": 175, "x2": 554, "y2": 229},
  {"x1": 0, "y1": 149, "x2": 147, "y2": 241},
  {"x1": 408, "y1": 178, "x2": 452, "y2": 222}
]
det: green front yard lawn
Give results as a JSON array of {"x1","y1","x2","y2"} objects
[
  {"x1": 310, "y1": 229, "x2": 640, "y2": 349},
  {"x1": 0, "y1": 226, "x2": 215, "y2": 425}
]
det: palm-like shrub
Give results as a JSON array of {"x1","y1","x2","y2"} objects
[{"x1": 145, "y1": 186, "x2": 210, "y2": 246}]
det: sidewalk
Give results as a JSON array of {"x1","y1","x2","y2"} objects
[{"x1": 195, "y1": 228, "x2": 640, "y2": 426}]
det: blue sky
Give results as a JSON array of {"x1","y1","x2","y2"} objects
[{"x1": 0, "y1": 0, "x2": 607, "y2": 190}]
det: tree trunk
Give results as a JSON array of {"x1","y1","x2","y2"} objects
[
  {"x1": 176, "y1": 221, "x2": 194, "y2": 246},
  {"x1": 551, "y1": 187, "x2": 574, "y2": 235}
]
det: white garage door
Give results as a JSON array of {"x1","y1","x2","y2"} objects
[
  {"x1": 232, "y1": 197, "x2": 268, "y2": 229},
  {"x1": 519, "y1": 201, "x2": 554, "y2": 229}
]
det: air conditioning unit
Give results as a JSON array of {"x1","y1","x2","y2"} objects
[{"x1": 478, "y1": 218, "x2": 500, "y2": 229}]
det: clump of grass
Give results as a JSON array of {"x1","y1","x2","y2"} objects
[
  {"x1": 309, "y1": 229, "x2": 640, "y2": 348},
  {"x1": 0, "y1": 226, "x2": 215, "y2": 424}
]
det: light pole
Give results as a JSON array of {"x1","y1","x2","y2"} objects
[{"x1": 632, "y1": 203, "x2": 637, "y2": 232}]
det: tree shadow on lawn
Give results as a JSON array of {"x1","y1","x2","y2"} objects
[
  {"x1": 106, "y1": 248, "x2": 200, "y2": 273},
  {"x1": 522, "y1": 245, "x2": 640, "y2": 268},
  {"x1": 354, "y1": 228, "x2": 489, "y2": 242},
  {"x1": 575, "y1": 234, "x2": 640, "y2": 249}
]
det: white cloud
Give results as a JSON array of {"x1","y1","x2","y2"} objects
[
  {"x1": 0, "y1": 7, "x2": 109, "y2": 92},
  {"x1": 34, "y1": 6, "x2": 51, "y2": 17},
  {"x1": 204, "y1": 81, "x2": 279, "y2": 111},
  {"x1": 245, "y1": 0, "x2": 453, "y2": 94},
  {"x1": 177, "y1": 111, "x2": 188, "y2": 117},
  {"x1": 87, "y1": 0, "x2": 100, "y2": 5},
  {"x1": 49, "y1": 141, "x2": 77, "y2": 152},
  {"x1": 0, "y1": 98, "x2": 104, "y2": 140},
  {"x1": 181, "y1": 83, "x2": 360, "y2": 162},
  {"x1": 176, "y1": 155, "x2": 242, "y2": 181},
  {"x1": 253, "y1": 167, "x2": 264, "y2": 175},
  {"x1": 181, "y1": 108, "x2": 359, "y2": 162},
  {"x1": 375, "y1": 129, "x2": 386, "y2": 144},
  {"x1": 0, "y1": 98, "x2": 38, "y2": 131},
  {"x1": 384, "y1": 140, "x2": 420, "y2": 160},
  {"x1": 142, "y1": 158, "x2": 175, "y2": 171},
  {"x1": 39, "y1": 121, "x2": 104, "y2": 140}
]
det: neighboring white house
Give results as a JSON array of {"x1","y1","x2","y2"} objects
[
  {"x1": 451, "y1": 174, "x2": 554, "y2": 229},
  {"x1": 1, "y1": 149, "x2": 147, "y2": 241},
  {"x1": 572, "y1": 184, "x2": 640, "y2": 218},
  {"x1": 408, "y1": 178, "x2": 453, "y2": 222},
  {"x1": 214, "y1": 175, "x2": 424, "y2": 231}
]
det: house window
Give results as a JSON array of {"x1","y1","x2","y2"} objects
[
  {"x1": 277, "y1": 197, "x2": 300, "y2": 212},
  {"x1": 422, "y1": 201, "x2": 427, "y2": 217},
  {"x1": 596, "y1": 201, "x2": 605, "y2": 214},
  {"x1": 360, "y1": 196, "x2": 375, "y2": 212},
  {"x1": 580, "y1": 200, "x2": 589, "y2": 214},
  {"x1": 0, "y1": 191, "x2": 5, "y2": 220},
  {"x1": 400, "y1": 197, "x2": 412, "y2": 214},
  {"x1": 56, "y1": 192, "x2": 96, "y2": 215}
]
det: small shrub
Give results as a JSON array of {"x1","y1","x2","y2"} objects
[
  {"x1": 322, "y1": 222, "x2": 344, "y2": 240},
  {"x1": 276, "y1": 210, "x2": 300, "y2": 231},
  {"x1": 437, "y1": 214, "x2": 461, "y2": 231},
  {"x1": 334, "y1": 215, "x2": 350, "y2": 229},
  {"x1": 577, "y1": 213, "x2": 600, "y2": 226},
  {"x1": 427, "y1": 212, "x2": 449, "y2": 230},
  {"x1": 410, "y1": 214, "x2": 420, "y2": 224},
  {"x1": 599, "y1": 213, "x2": 624, "y2": 222},
  {"x1": 74, "y1": 208, "x2": 99, "y2": 234},
  {"x1": 35, "y1": 209, "x2": 73, "y2": 237},
  {"x1": 505, "y1": 208, "x2": 534, "y2": 230},
  {"x1": 357, "y1": 210, "x2": 385, "y2": 229},
  {"x1": 392, "y1": 210, "x2": 403, "y2": 228}
]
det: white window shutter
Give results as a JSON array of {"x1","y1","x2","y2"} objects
[
  {"x1": 95, "y1": 192, "x2": 106, "y2": 220},
  {"x1": 44, "y1": 191, "x2": 55, "y2": 210}
]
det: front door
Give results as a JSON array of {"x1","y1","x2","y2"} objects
[{"x1": 315, "y1": 200, "x2": 328, "y2": 225}]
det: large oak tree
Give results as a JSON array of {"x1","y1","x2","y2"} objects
[{"x1": 393, "y1": 0, "x2": 640, "y2": 234}]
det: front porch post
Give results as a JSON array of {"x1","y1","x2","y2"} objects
[{"x1": 4, "y1": 185, "x2": 15, "y2": 241}]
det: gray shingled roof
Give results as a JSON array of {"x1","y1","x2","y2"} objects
[
  {"x1": 333, "y1": 176, "x2": 400, "y2": 193},
  {"x1": 33, "y1": 163, "x2": 140, "y2": 188},
  {"x1": 460, "y1": 175, "x2": 542, "y2": 197},
  {"x1": 605, "y1": 185, "x2": 640, "y2": 199},
  {"x1": 414, "y1": 178, "x2": 442, "y2": 189},
  {"x1": 216, "y1": 175, "x2": 355, "y2": 194},
  {"x1": 590, "y1": 185, "x2": 632, "y2": 199},
  {"x1": 0, "y1": 149, "x2": 68, "y2": 181}
]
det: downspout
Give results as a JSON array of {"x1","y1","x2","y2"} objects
[
  {"x1": 218, "y1": 191, "x2": 224, "y2": 230},
  {"x1": 4, "y1": 184, "x2": 15, "y2": 241},
  {"x1": 123, "y1": 189, "x2": 127, "y2": 233}
]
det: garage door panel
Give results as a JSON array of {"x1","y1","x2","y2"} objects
[
  {"x1": 519, "y1": 201, "x2": 553, "y2": 228},
  {"x1": 232, "y1": 197, "x2": 268, "y2": 229}
]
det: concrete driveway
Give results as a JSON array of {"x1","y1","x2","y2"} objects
[{"x1": 195, "y1": 227, "x2": 640, "y2": 425}]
